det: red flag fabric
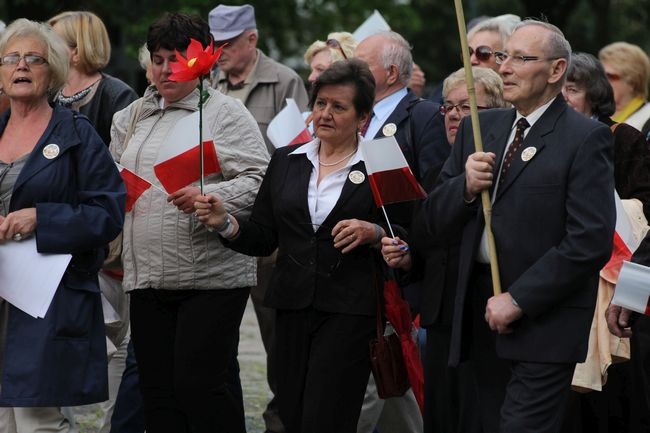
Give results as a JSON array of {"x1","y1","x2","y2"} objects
[
  {"x1": 153, "y1": 111, "x2": 221, "y2": 193},
  {"x1": 154, "y1": 140, "x2": 220, "y2": 194},
  {"x1": 116, "y1": 163, "x2": 151, "y2": 212},
  {"x1": 383, "y1": 279, "x2": 424, "y2": 413},
  {"x1": 360, "y1": 137, "x2": 426, "y2": 207}
]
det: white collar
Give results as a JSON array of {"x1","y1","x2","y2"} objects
[
  {"x1": 372, "y1": 87, "x2": 408, "y2": 122},
  {"x1": 514, "y1": 96, "x2": 556, "y2": 129},
  {"x1": 289, "y1": 138, "x2": 364, "y2": 166}
]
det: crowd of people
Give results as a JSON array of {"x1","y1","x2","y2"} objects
[{"x1": 0, "y1": 4, "x2": 649, "y2": 433}]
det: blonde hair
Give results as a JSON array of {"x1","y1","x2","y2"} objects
[
  {"x1": 443, "y1": 67, "x2": 508, "y2": 108},
  {"x1": 138, "y1": 43, "x2": 150, "y2": 71},
  {"x1": 304, "y1": 32, "x2": 357, "y2": 65},
  {"x1": 599, "y1": 42, "x2": 650, "y2": 100},
  {"x1": 0, "y1": 18, "x2": 69, "y2": 95},
  {"x1": 48, "y1": 11, "x2": 111, "y2": 73}
]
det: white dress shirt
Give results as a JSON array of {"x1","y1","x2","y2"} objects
[
  {"x1": 362, "y1": 87, "x2": 408, "y2": 140},
  {"x1": 477, "y1": 97, "x2": 557, "y2": 264},
  {"x1": 290, "y1": 139, "x2": 363, "y2": 230}
]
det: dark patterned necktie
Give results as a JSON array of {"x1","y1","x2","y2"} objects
[{"x1": 499, "y1": 118, "x2": 530, "y2": 184}]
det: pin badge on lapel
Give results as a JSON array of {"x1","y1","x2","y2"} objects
[
  {"x1": 42, "y1": 144, "x2": 60, "y2": 159},
  {"x1": 521, "y1": 147, "x2": 537, "y2": 162},
  {"x1": 348, "y1": 170, "x2": 365, "y2": 184},
  {"x1": 382, "y1": 123, "x2": 397, "y2": 137}
]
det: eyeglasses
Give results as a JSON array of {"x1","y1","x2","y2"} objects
[
  {"x1": 326, "y1": 39, "x2": 347, "y2": 60},
  {"x1": 0, "y1": 53, "x2": 48, "y2": 66},
  {"x1": 494, "y1": 51, "x2": 559, "y2": 66},
  {"x1": 468, "y1": 45, "x2": 494, "y2": 62},
  {"x1": 439, "y1": 102, "x2": 488, "y2": 116},
  {"x1": 605, "y1": 72, "x2": 621, "y2": 81}
]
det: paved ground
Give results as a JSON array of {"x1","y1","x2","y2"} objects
[{"x1": 74, "y1": 298, "x2": 271, "y2": 433}]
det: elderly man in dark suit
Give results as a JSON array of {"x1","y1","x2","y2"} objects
[{"x1": 426, "y1": 20, "x2": 616, "y2": 432}]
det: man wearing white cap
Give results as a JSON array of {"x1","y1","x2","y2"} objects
[{"x1": 208, "y1": 5, "x2": 308, "y2": 433}]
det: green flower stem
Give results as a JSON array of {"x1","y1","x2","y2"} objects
[{"x1": 198, "y1": 78, "x2": 204, "y2": 195}]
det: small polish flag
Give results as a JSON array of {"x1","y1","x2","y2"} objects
[
  {"x1": 153, "y1": 111, "x2": 220, "y2": 193},
  {"x1": 116, "y1": 163, "x2": 152, "y2": 212},
  {"x1": 612, "y1": 261, "x2": 650, "y2": 315},
  {"x1": 360, "y1": 136, "x2": 426, "y2": 207},
  {"x1": 602, "y1": 192, "x2": 642, "y2": 282},
  {"x1": 267, "y1": 98, "x2": 312, "y2": 149}
]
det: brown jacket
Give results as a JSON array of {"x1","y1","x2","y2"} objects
[{"x1": 216, "y1": 49, "x2": 309, "y2": 154}]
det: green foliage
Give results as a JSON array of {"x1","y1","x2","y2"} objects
[{"x1": 1, "y1": 0, "x2": 649, "y2": 94}]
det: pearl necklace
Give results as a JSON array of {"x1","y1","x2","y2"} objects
[{"x1": 318, "y1": 146, "x2": 357, "y2": 167}]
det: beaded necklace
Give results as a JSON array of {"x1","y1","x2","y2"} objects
[{"x1": 55, "y1": 79, "x2": 100, "y2": 108}]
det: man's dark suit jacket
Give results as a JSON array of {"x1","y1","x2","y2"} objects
[
  {"x1": 404, "y1": 164, "x2": 460, "y2": 329},
  {"x1": 426, "y1": 95, "x2": 616, "y2": 366},
  {"x1": 372, "y1": 88, "x2": 449, "y2": 182},
  {"x1": 226, "y1": 142, "x2": 383, "y2": 316}
]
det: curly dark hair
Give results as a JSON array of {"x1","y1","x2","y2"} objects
[
  {"x1": 309, "y1": 58, "x2": 375, "y2": 116},
  {"x1": 147, "y1": 12, "x2": 212, "y2": 55}
]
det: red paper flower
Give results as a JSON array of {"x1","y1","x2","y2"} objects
[{"x1": 169, "y1": 38, "x2": 224, "y2": 82}]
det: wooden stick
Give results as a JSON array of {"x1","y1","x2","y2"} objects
[{"x1": 453, "y1": 0, "x2": 502, "y2": 295}]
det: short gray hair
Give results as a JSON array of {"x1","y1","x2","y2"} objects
[
  {"x1": 467, "y1": 14, "x2": 521, "y2": 49},
  {"x1": 512, "y1": 19, "x2": 571, "y2": 82},
  {"x1": 0, "y1": 18, "x2": 69, "y2": 95},
  {"x1": 514, "y1": 19, "x2": 571, "y2": 60},
  {"x1": 376, "y1": 31, "x2": 413, "y2": 86}
]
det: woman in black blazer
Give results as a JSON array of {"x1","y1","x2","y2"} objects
[{"x1": 195, "y1": 59, "x2": 388, "y2": 433}]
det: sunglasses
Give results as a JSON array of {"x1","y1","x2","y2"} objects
[
  {"x1": 326, "y1": 39, "x2": 347, "y2": 60},
  {"x1": 605, "y1": 72, "x2": 621, "y2": 81},
  {"x1": 467, "y1": 45, "x2": 494, "y2": 62}
]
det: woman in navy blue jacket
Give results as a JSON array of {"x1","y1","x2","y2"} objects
[{"x1": 0, "y1": 19, "x2": 125, "y2": 430}]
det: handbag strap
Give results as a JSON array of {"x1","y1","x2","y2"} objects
[{"x1": 373, "y1": 259, "x2": 385, "y2": 342}]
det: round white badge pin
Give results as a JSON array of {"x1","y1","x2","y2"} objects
[
  {"x1": 348, "y1": 170, "x2": 365, "y2": 184},
  {"x1": 382, "y1": 123, "x2": 397, "y2": 137},
  {"x1": 521, "y1": 146, "x2": 537, "y2": 162},
  {"x1": 42, "y1": 144, "x2": 60, "y2": 159}
]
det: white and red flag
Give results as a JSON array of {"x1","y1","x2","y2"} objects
[
  {"x1": 612, "y1": 261, "x2": 650, "y2": 315},
  {"x1": 360, "y1": 136, "x2": 426, "y2": 207},
  {"x1": 267, "y1": 98, "x2": 312, "y2": 149},
  {"x1": 601, "y1": 192, "x2": 643, "y2": 282},
  {"x1": 153, "y1": 111, "x2": 220, "y2": 193},
  {"x1": 116, "y1": 163, "x2": 152, "y2": 212}
]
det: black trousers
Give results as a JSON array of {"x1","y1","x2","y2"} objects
[
  {"x1": 471, "y1": 266, "x2": 576, "y2": 433},
  {"x1": 274, "y1": 307, "x2": 375, "y2": 433},
  {"x1": 423, "y1": 325, "x2": 481, "y2": 433},
  {"x1": 130, "y1": 288, "x2": 249, "y2": 433}
]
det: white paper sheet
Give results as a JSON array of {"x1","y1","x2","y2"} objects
[
  {"x1": 612, "y1": 261, "x2": 650, "y2": 314},
  {"x1": 0, "y1": 237, "x2": 72, "y2": 318},
  {"x1": 353, "y1": 10, "x2": 391, "y2": 42}
]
